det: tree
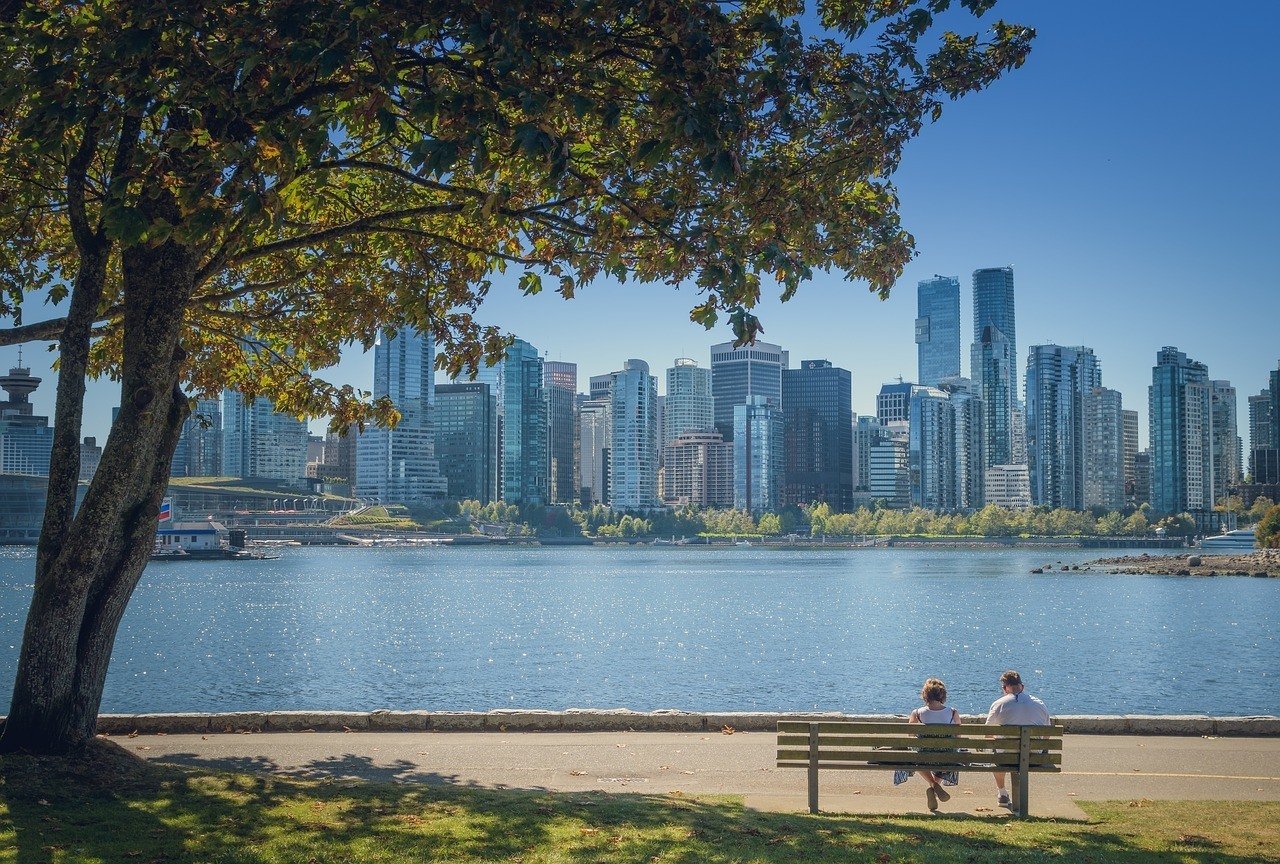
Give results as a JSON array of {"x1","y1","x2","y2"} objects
[
  {"x1": 757, "y1": 513, "x2": 782, "y2": 535},
  {"x1": 0, "y1": 0, "x2": 1031, "y2": 753},
  {"x1": 1248, "y1": 497, "x2": 1276, "y2": 525},
  {"x1": 1257, "y1": 505, "x2": 1280, "y2": 549}
]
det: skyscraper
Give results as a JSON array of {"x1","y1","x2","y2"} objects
[
  {"x1": 1010, "y1": 400, "x2": 1028, "y2": 465},
  {"x1": 1083, "y1": 387, "x2": 1125, "y2": 511},
  {"x1": 1149, "y1": 347, "x2": 1212, "y2": 514},
  {"x1": 500, "y1": 338, "x2": 549, "y2": 505},
  {"x1": 355, "y1": 326, "x2": 446, "y2": 503},
  {"x1": 544, "y1": 360, "x2": 578, "y2": 504},
  {"x1": 664, "y1": 358, "x2": 714, "y2": 450},
  {"x1": 733, "y1": 395, "x2": 784, "y2": 513},
  {"x1": 609, "y1": 359, "x2": 659, "y2": 509},
  {"x1": 1122, "y1": 409, "x2": 1140, "y2": 503},
  {"x1": 1025, "y1": 344, "x2": 1101, "y2": 510},
  {"x1": 941, "y1": 377, "x2": 986, "y2": 510},
  {"x1": 662, "y1": 430, "x2": 733, "y2": 507},
  {"x1": 1249, "y1": 388, "x2": 1276, "y2": 480},
  {"x1": 782, "y1": 360, "x2": 853, "y2": 510},
  {"x1": 434, "y1": 382, "x2": 498, "y2": 502},
  {"x1": 710, "y1": 340, "x2": 787, "y2": 440},
  {"x1": 852, "y1": 416, "x2": 887, "y2": 505},
  {"x1": 171, "y1": 398, "x2": 222, "y2": 477},
  {"x1": 915, "y1": 275, "x2": 961, "y2": 388},
  {"x1": 972, "y1": 325, "x2": 1015, "y2": 466},
  {"x1": 972, "y1": 267, "x2": 1016, "y2": 468},
  {"x1": 578, "y1": 398, "x2": 610, "y2": 505},
  {"x1": 876, "y1": 381, "x2": 926, "y2": 440},
  {"x1": 0, "y1": 363, "x2": 53, "y2": 476},
  {"x1": 1209, "y1": 380, "x2": 1240, "y2": 504},
  {"x1": 909, "y1": 387, "x2": 956, "y2": 511},
  {"x1": 222, "y1": 392, "x2": 309, "y2": 485}
]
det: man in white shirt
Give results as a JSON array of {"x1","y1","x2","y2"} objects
[{"x1": 986, "y1": 669, "x2": 1051, "y2": 806}]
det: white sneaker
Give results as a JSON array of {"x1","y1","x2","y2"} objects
[{"x1": 997, "y1": 791, "x2": 1011, "y2": 807}]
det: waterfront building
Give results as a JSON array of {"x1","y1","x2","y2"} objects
[
  {"x1": 1083, "y1": 386, "x2": 1125, "y2": 511},
  {"x1": 662, "y1": 430, "x2": 733, "y2": 507},
  {"x1": 354, "y1": 327, "x2": 447, "y2": 504},
  {"x1": 221, "y1": 392, "x2": 309, "y2": 486},
  {"x1": 942, "y1": 377, "x2": 986, "y2": 510},
  {"x1": 733, "y1": 395, "x2": 784, "y2": 513},
  {"x1": 79, "y1": 437, "x2": 102, "y2": 482},
  {"x1": 1010, "y1": 400, "x2": 1027, "y2": 465},
  {"x1": 544, "y1": 361, "x2": 578, "y2": 504},
  {"x1": 782, "y1": 360, "x2": 853, "y2": 510},
  {"x1": 909, "y1": 386, "x2": 956, "y2": 511},
  {"x1": 435, "y1": 382, "x2": 498, "y2": 503},
  {"x1": 1025, "y1": 344, "x2": 1101, "y2": 509},
  {"x1": 0, "y1": 363, "x2": 53, "y2": 476},
  {"x1": 984, "y1": 464, "x2": 1032, "y2": 509},
  {"x1": 171, "y1": 398, "x2": 222, "y2": 478},
  {"x1": 1149, "y1": 346, "x2": 1213, "y2": 514},
  {"x1": 1133, "y1": 450, "x2": 1152, "y2": 506},
  {"x1": 972, "y1": 324, "x2": 1015, "y2": 466},
  {"x1": 578, "y1": 398, "x2": 611, "y2": 504},
  {"x1": 916, "y1": 275, "x2": 961, "y2": 388},
  {"x1": 500, "y1": 338, "x2": 549, "y2": 505},
  {"x1": 1209, "y1": 380, "x2": 1240, "y2": 505},
  {"x1": 664, "y1": 358, "x2": 714, "y2": 451},
  {"x1": 868, "y1": 437, "x2": 910, "y2": 509},
  {"x1": 852, "y1": 416, "x2": 887, "y2": 506},
  {"x1": 1249, "y1": 389, "x2": 1275, "y2": 480},
  {"x1": 972, "y1": 266, "x2": 1017, "y2": 466},
  {"x1": 609, "y1": 359, "x2": 659, "y2": 509},
  {"x1": 711, "y1": 340, "x2": 787, "y2": 440},
  {"x1": 1122, "y1": 409, "x2": 1139, "y2": 503}
]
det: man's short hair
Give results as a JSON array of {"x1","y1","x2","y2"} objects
[{"x1": 1000, "y1": 670, "x2": 1023, "y2": 687}]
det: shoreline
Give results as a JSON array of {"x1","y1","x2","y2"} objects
[
  {"x1": 31, "y1": 709, "x2": 1279, "y2": 736},
  {"x1": 1085, "y1": 549, "x2": 1280, "y2": 577}
]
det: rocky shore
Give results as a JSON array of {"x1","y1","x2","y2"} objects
[{"x1": 1080, "y1": 549, "x2": 1280, "y2": 577}]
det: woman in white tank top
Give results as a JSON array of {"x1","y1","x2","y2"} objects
[{"x1": 892, "y1": 677, "x2": 960, "y2": 811}]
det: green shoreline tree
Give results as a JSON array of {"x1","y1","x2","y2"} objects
[{"x1": 0, "y1": 0, "x2": 1031, "y2": 754}]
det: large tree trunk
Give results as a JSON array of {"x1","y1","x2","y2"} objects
[{"x1": 0, "y1": 236, "x2": 197, "y2": 754}]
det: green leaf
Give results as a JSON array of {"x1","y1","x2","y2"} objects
[{"x1": 102, "y1": 206, "x2": 149, "y2": 246}]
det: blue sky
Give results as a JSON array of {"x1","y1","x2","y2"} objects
[{"x1": 6, "y1": 0, "x2": 1279, "y2": 449}]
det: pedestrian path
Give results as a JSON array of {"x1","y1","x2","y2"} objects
[{"x1": 121, "y1": 730, "x2": 1280, "y2": 819}]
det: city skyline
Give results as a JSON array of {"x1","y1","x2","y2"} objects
[{"x1": 3, "y1": 1, "x2": 1278, "y2": 452}]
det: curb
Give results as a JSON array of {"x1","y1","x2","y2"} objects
[{"x1": 73, "y1": 710, "x2": 1280, "y2": 737}]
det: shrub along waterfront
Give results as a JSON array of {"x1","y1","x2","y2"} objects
[{"x1": 441, "y1": 500, "x2": 1277, "y2": 541}]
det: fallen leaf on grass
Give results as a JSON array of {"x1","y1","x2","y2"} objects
[
  {"x1": 580, "y1": 828, "x2": 600, "y2": 835},
  {"x1": 1177, "y1": 834, "x2": 1212, "y2": 846},
  {"x1": 1128, "y1": 798, "x2": 1152, "y2": 808},
  {"x1": 974, "y1": 807, "x2": 994, "y2": 812}
]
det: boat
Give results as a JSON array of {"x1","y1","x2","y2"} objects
[
  {"x1": 735, "y1": 540, "x2": 752, "y2": 547},
  {"x1": 1199, "y1": 529, "x2": 1256, "y2": 552}
]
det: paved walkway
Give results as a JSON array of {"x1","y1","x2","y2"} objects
[{"x1": 121, "y1": 730, "x2": 1280, "y2": 819}]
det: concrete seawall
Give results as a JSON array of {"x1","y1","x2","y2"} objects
[{"x1": 69, "y1": 710, "x2": 1280, "y2": 736}]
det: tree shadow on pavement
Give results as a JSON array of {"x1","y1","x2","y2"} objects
[{"x1": 1, "y1": 740, "x2": 1273, "y2": 864}]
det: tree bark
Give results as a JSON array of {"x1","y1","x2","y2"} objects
[{"x1": 0, "y1": 233, "x2": 196, "y2": 754}]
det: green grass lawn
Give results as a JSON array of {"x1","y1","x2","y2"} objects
[{"x1": 2, "y1": 742, "x2": 1277, "y2": 863}]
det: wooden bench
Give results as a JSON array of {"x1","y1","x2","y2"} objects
[{"x1": 777, "y1": 720, "x2": 1064, "y2": 817}]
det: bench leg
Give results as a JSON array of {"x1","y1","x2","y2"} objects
[
  {"x1": 808, "y1": 724, "x2": 819, "y2": 814},
  {"x1": 1017, "y1": 771, "x2": 1029, "y2": 818}
]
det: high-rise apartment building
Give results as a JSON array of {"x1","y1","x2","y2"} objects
[
  {"x1": 435, "y1": 382, "x2": 498, "y2": 503},
  {"x1": 1209, "y1": 380, "x2": 1240, "y2": 504},
  {"x1": 1260, "y1": 362, "x2": 1280, "y2": 484},
  {"x1": 664, "y1": 359, "x2": 714, "y2": 452},
  {"x1": 1025, "y1": 344, "x2": 1101, "y2": 510},
  {"x1": 1133, "y1": 450, "x2": 1152, "y2": 506},
  {"x1": 662, "y1": 430, "x2": 733, "y2": 507},
  {"x1": 500, "y1": 338, "x2": 549, "y2": 505},
  {"x1": 972, "y1": 267, "x2": 1016, "y2": 465},
  {"x1": 710, "y1": 340, "x2": 786, "y2": 440},
  {"x1": 171, "y1": 398, "x2": 222, "y2": 477},
  {"x1": 972, "y1": 324, "x2": 1015, "y2": 466},
  {"x1": 984, "y1": 464, "x2": 1032, "y2": 509},
  {"x1": 79, "y1": 437, "x2": 102, "y2": 482},
  {"x1": 909, "y1": 387, "x2": 956, "y2": 511},
  {"x1": 609, "y1": 359, "x2": 659, "y2": 509},
  {"x1": 916, "y1": 276, "x2": 961, "y2": 388},
  {"x1": 222, "y1": 392, "x2": 309, "y2": 486},
  {"x1": 1248, "y1": 390, "x2": 1274, "y2": 479},
  {"x1": 355, "y1": 327, "x2": 447, "y2": 504},
  {"x1": 1083, "y1": 386, "x2": 1125, "y2": 511},
  {"x1": 942, "y1": 377, "x2": 986, "y2": 510},
  {"x1": 876, "y1": 381, "x2": 927, "y2": 443},
  {"x1": 782, "y1": 360, "x2": 853, "y2": 510},
  {"x1": 1010, "y1": 400, "x2": 1027, "y2": 465},
  {"x1": 588, "y1": 374, "x2": 613, "y2": 401},
  {"x1": 1122, "y1": 409, "x2": 1139, "y2": 503},
  {"x1": 733, "y1": 395, "x2": 784, "y2": 513},
  {"x1": 1149, "y1": 346, "x2": 1213, "y2": 514},
  {"x1": 868, "y1": 437, "x2": 910, "y2": 509},
  {"x1": 0, "y1": 363, "x2": 53, "y2": 476},
  {"x1": 578, "y1": 398, "x2": 611, "y2": 505},
  {"x1": 544, "y1": 361, "x2": 578, "y2": 504},
  {"x1": 852, "y1": 416, "x2": 887, "y2": 505}
]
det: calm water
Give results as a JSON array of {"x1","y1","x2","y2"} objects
[{"x1": 0, "y1": 546, "x2": 1276, "y2": 716}]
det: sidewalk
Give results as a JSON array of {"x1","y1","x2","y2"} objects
[{"x1": 120, "y1": 730, "x2": 1280, "y2": 820}]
